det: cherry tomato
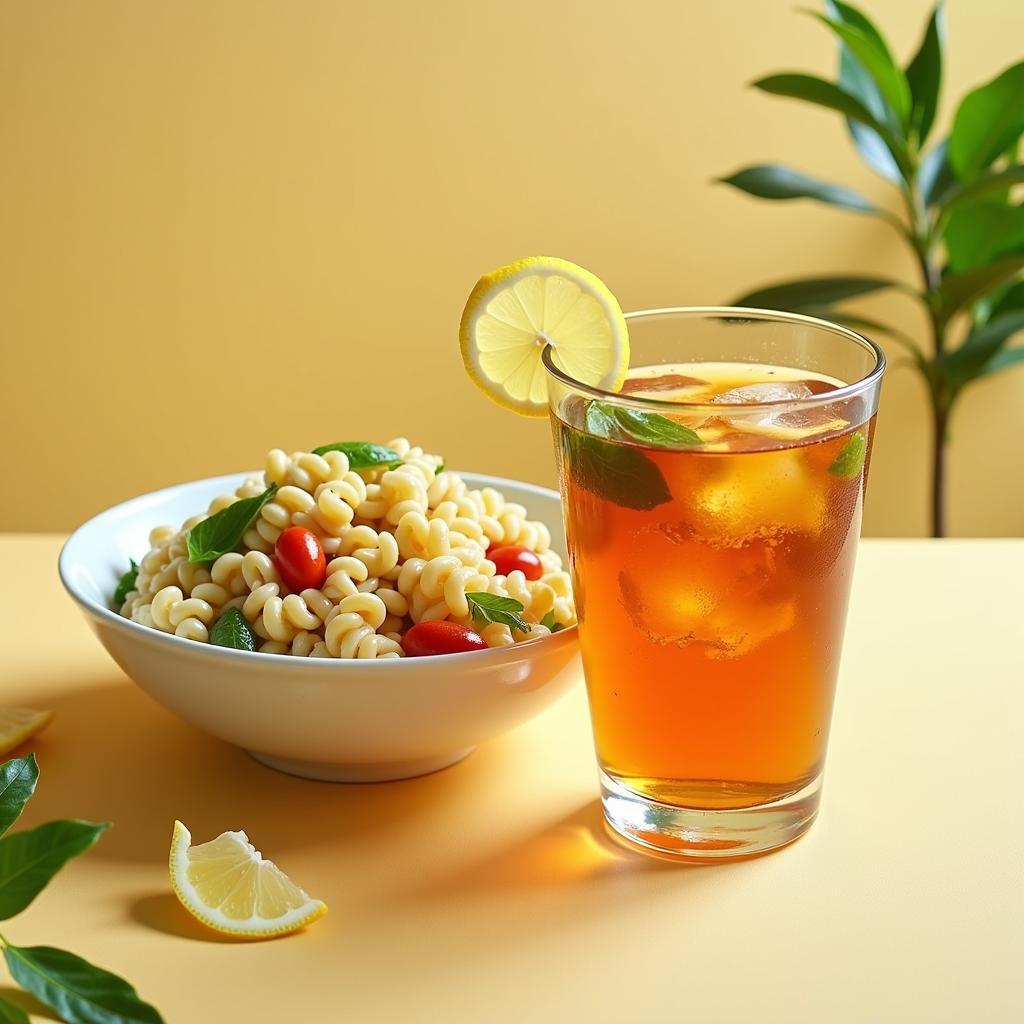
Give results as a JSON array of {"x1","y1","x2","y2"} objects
[
  {"x1": 488, "y1": 545, "x2": 543, "y2": 581},
  {"x1": 274, "y1": 527, "x2": 327, "y2": 592},
  {"x1": 403, "y1": 621, "x2": 488, "y2": 657}
]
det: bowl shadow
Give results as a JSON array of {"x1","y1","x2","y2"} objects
[{"x1": 13, "y1": 675, "x2": 507, "y2": 864}]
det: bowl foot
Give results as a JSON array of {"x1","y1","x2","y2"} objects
[{"x1": 246, "y1": 747, "x2": 476, "y2": 783}]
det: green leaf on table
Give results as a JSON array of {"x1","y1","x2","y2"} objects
[
  {"x1": 829, "y1": 431, "x2": 868, "y2": 478},
  {"x1": 0, "y1": 820, "x2": 109, "y2": 920},
  {"x1": 940, "y1": 312, "x2": 1024, "y2": 385},
  {"x1": 465, "y1": 593, "x2": 530, "y2": 634},
  {"x1": 824, "y1": 0, "x2": 905, "y2": 181},
  {"x1": 112, "y1": 560, "x2": 138, "y2": 608},
  {"x1": 208, "y1": 607, "x2": 255, "y2": 652},
  {"x1": 585, "y1": 401, "x2": 701, "y2": 448},
  {"x1": 949, "y1": 62, "x2": 1024, "y2": 178},
  {"x1": 186, "y1": 484, "x2": 278, "y2": 564},
  {"x1": 938, "y1": 165, "x2": 1024, "y2": 209},
  {"x1": 3, "y1": 944, "x2": 164, "y2": 1024},
  {"x1": 718, "y1": 164, "x2": 876, "y2": 214},
  {"x1": 731, "y1": 275, "x2": 898, "y2": 310},
  {"x1": 943, "y1": 200, "x2": 1024, "y2": 273},
  {"x1": 919, "y1": 139, "x2": 957, "y2": 207},
  {"x1": 938, "y1": 255, "x2": 1024, "y2": 325},
  {"x1": 808, "y1": 13, "x2": 911, "y2": 127},
  {"x1": 904, "y1": 3, "x2": 945, "y2": 144},
  {"x1": 311, "y1": 442, "x2": 404, "y2": 469},
  {"x1": 0, "y1": 756, "x2": 38, "y2": 838},
  {"x1": 562, "y1": 426, "x2": 671, "y2": 513},
  {"x1": 0, "y1": 996, "x2": 29, "y2": 1024}
]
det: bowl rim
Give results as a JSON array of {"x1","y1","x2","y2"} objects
[{"x1": 59, "y1": 469, "x2": 578, "y2": 670}]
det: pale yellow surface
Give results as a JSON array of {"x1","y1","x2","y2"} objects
[
  {"x1": 2, "y1": 2, "x2": 1024, "y2": 537},
  {"x1": 3, "y1": 535, "x2": 1022, "y2": 1022}
]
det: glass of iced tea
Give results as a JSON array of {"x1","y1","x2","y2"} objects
[{"x1": 543, "y1": 308, "x2": 885, "y2": 860}]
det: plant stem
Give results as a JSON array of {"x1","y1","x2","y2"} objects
[{"x1": 931, "y1": 402, "x2": 948, "y2": 539}]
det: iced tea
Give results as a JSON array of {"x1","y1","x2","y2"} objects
[{"x1": 554, "y1": 361, "x2": 875, "y2": 844}]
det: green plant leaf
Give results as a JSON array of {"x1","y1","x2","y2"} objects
[
  {"x1": 988, "y1": 280, "x2": 1024, "y2": 318},
  {"x1": 0, "y1": 756, "x2": 38, "y2": 838},
  {"x1": 560, "y1": 425, "x2": 670, "y2": 512},
  {"x1": 829, "y1": 430, "x2": 868, "y2": 478},
  {"x1": 3, "y1": 944, "x2": 163, "y2": 1024},
  {"x1": 465, "y1": 593, "x2": 530, "y2": 634},
  {"x1": 208, "y1": 607, "x2": 255, "y2": 652},
  {"x1": 718, "y1": 164, "x2": 876, "y2": 213},
  {"x1": 982, "y1": 345, "x2": 1024, "y2": 376},
  {"x1": 186, "y1": 483, "x2": 278, "y2": 564},
  {"x1": 731, "y1": 275, "x2": 899, "y2": 309},
  {"x1": 920, "y1": 139, "x2": 957, "y2": 207},
  {"x1": 111, "y1": 560, "x2": 138, "y2": 608},
  {"x1": 0, "y1": 996, "x2": 29, "y2": 1024},
  {"x1": 311, "y1": 442, "x2": 404, "y2": 469},
  {"x1": 949, "y1": 62, "x2": 1024, "y2": 178},
  {"x1": 752, "y1": 74, "x2": 908, "y2": 176},
  {"x1": 0, "y1": 820, "x2": 109, "y2": 920},
  {"x1": 904, "y1": 3, "x2": 945, "y2": 144},
  {"x1": 940, "y1": 312, "x2": 1024, "y2": 383},
  {"x1": 586, "y1": 401, "x2": 701, "y2": 448},
  {"x1": 944, "y1": 201, "x2": 1024, "y2": 273},
  {"x1": 825, "y1": 0, "x2": 904, "y2": 181},
  {"x1": 809, "y1": 13, "x2": 910, "y2": 126},
  {"x1": 938, "y1": 255, "x2": 1024, "y2": 325},
  {"x1": 939, "y1": 165, "x2": 1024, "y2": 209}
]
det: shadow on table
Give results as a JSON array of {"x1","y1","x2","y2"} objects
[
  {"x1": 0, "y1": 985, "x2": 60, "y2": 1021},
  {"x1": 12, "y1": 675, "x2": 502, "y2": 864},
  {"x1": 399, "y1": 799, "x2": 756, "y2": 905}
]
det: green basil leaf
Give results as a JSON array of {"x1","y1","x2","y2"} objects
[
  {"x1": 311, "y1": 442, "x2": 403, "y2": 469},
  {"x1": 562, "y1": 427, "x2": 671, "y2": 513},
  {"x1": 719, "y1": 163, "x2": 876, "y2": 214},
  {"x1": 829, "y1": 431, "x2": 868, "y2": 478},
  {"x1": 949, "y1": 62, "x2": 1024, "y2": 178},
  {"x1": 112, "y1": 560, "x2": 138, "y2": 608},
  {"x1": 435, "y1": 461, "x2": 445, "y2": 474},
  {"x1": 0, "y1": 756, "x2": 38, "y2": 838},
  {"x1": 186, "y1": 484, "x2": 278, "y2": 564},
  {"x1": 0, "y1": 820, "x2": 109, "y2": 920},
  {"x1": 731, "y1": 275, "x2": 898, "y2": 310},
  {"x1": 208, "y1": 607, "x2": 256, "y2": 652},
  {"x1": 904, "y1": 3, "x2": 945, "y2": 145},
  {"x1": 540, "y1": 610, "x2": 556, "y2": 630},
  {"x1": 3, "y1": 944, "x2": 164, "y2": 1024},
  {"x1": 0, "y1": 996, "x2": 29, "y2": 1024},
  {"x1": 465, "y1": 593, "x2": 530, "y2": 634},
  {"x1": 586, "y1": 402, "x2": 701, "y2": 448}
]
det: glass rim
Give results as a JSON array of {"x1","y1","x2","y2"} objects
[{"x1": 541, "y1": 305, "x2": 887, "y2": 413}]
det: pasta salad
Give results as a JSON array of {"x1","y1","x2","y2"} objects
[{"x1": 115, "y1": 439, "x2": 576, "y2": 659}]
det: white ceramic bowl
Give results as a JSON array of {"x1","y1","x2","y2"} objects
[{"x1": 59, "y1": 472, "x2": 581, "y2": 782}]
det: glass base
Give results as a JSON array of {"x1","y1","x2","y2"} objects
[{"x1": 600, "y1": 770, "x2": 821, "y2": 862}]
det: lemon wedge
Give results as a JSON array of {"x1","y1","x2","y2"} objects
[
  {"x1": 0, "y1": 707, "x2": 53, "y2": 756},
  {"x1": 169, "y1": 820, "x2": 327, "y2": 939},
  {"x1": 460, "y1": 256, "x2": 629, "y2": 416}
]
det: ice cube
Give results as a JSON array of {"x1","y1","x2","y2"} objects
[{"x1": 712, "y1": 381, "x2": 847, "y2": 442}]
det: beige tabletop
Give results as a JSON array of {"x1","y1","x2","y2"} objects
[{"x1": 3, "y1": 536, "x2": 1022, "y2": 1023}]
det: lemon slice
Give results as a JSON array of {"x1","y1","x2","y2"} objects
[
  {"x1": 460, "y1": 256, "x2": 629, "y2": 416},
  {"x1": 169, "y1": 820, "x2": 327, "y2": 938},
  {"x1": 0, "y1": 707, "x2": 53, "y2": 756}
]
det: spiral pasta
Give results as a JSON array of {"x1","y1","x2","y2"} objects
[{"x1": 119, "y1": 438, "x2": 576, "y2": 658}]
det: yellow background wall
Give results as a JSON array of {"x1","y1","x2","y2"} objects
[{"x1": 2, "y1": 0, "x2": 1022, "y2": 535}]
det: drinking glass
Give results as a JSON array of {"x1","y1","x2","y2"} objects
[{"x1": 543, "y1": 308, "x2": 885, "y2": 860}]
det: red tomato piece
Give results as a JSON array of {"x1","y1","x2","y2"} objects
[
  {"x1": 274, "y1": 527, "x2": 327, "y2": 592},
  {"x1": 488, "y1": 545, "x2": 543, "y2": 581},
  {"x1": 403, "y1": 621, "x2": 488, "y2": 657}
]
